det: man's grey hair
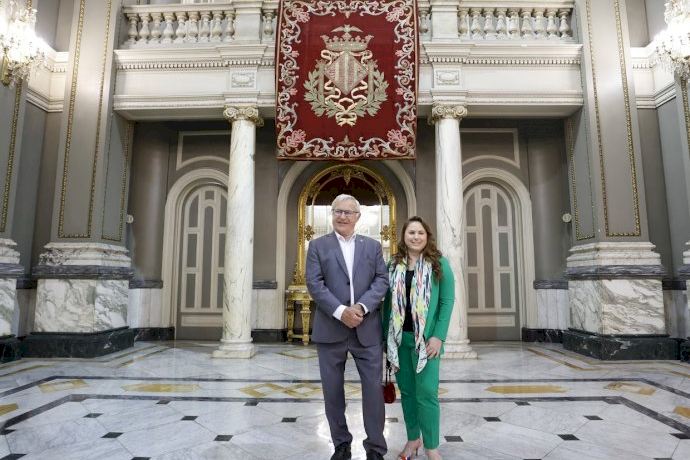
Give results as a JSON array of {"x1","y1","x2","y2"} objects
[{"x1": 331, "y1": 194, "x2": 361, "y2": 212}]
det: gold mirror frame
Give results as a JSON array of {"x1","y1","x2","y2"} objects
[{"x1": 292, "y1": 164, "x2": 397, "y2": 285}]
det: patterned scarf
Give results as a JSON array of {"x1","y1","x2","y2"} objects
[{"x1": 386, "y1": 256, "x2": 433, "y2": 374}]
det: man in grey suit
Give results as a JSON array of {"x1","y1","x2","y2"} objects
[{"x1": 306, "y1": 194, "x2": 389, "y2": 460}]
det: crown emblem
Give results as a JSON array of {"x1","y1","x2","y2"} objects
[
  {"x1": 304, "y1": 24, "x2": 388, "y2": 127},
  {"x1": 321, "y1": 25, "x2": 373, "y2": 53}
]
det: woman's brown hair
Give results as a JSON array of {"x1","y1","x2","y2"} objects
[{"x1": 391, "y1": 216, "x2": 443, "y2": 280}]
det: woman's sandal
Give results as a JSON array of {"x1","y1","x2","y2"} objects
[{"x1": 398, "y1": 439, "x2": 422, "y2": 459}]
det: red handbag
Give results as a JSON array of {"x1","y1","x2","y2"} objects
[{"x1": 383, "y1": 360, "x2": 396, "y2": 404}]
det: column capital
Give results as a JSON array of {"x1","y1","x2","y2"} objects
[
  {"x1": 223, "y1": 105, "x2": 264, "y2": 127},
  {"x1": 428, "y1": 104, "x2": 467, "y2": 124}
]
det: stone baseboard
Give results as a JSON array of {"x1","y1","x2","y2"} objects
[
  {"x1": 563, "y1": 329, "x2": 679, "y2": 360},
  {"x1": 521, "y1": 327, "x2": 563, "y2": 343},
  {"x1": 251, "y1": 329, "x2": 287, "y2": 343},
  {"x1": 132, "y1": 327, "x2": 175, "y2": 342},
  {"x1": 680, "y1": 339, "x2": 690, "y2": 362},
  {"x1": 0, "y1": 336, "x2": 21, "y2": 363},
  {"x1": 21, "y1": 327, "x2": 135, "y2": 358}
]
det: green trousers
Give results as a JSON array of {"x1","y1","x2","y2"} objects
[{"x1": 395, "y1": 331, "x2": 441, "y2": 450}]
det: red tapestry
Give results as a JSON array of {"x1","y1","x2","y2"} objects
[{"x1": 276, "y1": 0, "x2": 418, "y2": 160}]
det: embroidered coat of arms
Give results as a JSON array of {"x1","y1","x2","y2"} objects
[{"x1": 276, "y1": 0, "x2": 418, "y2": 160}]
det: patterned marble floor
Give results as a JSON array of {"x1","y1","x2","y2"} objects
[{"x1": 0, "y1": 341, "x2": 688, "y2": 459}]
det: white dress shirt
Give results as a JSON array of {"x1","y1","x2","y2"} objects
[{"x1": 332, "y1": 232, "x2": 368, "y2": 321}]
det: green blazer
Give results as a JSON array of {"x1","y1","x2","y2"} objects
[{"x1": 382, "y1": 256, "x2": 455, "y2": 349}]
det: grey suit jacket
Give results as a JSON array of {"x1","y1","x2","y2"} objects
[{"x1": 306, "y1": 232, "x2": 389, "y2": 347}]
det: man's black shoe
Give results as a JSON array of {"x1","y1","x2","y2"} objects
[
  {"x1": 330, "y1": 443, "x2": 351, "y2": 460},
  {"x1": 365, "y1": 451, "x2": 384, "y2": 460}
]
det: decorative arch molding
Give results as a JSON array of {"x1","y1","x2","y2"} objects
[
  {"x1": 274, "y1": 160, "x2": 416, "y2": 322},
  {"x1": 161, "y1": 168, "x2": 228, "y2": 330},
  {"x1": 463, "y1": 168, "x2": 537, "y2": 328}
]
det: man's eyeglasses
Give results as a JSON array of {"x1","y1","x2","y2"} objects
[{"x1": 332, "y1": 209, "x2": 360, "y2": 217}]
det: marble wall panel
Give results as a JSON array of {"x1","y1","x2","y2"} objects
[
  {"x1": 535, "y1": 288, "x2": 570, "y2": 330},
  {"x1": 556, "y1": 290, "x2": 570, "y2": 330},
  {"x1": 127, "y1": 288, "x2": 164, "y2": 328},
  {"x1": 148, "y1": 289, "x2": 163, "y2": 327},
  {"x1": 36, "y1": 279, "x2": 130, "y2": 333},
  {"x1": 0, "y1": 279, "x2": 18, "y2": 336},
  {"x1": 15, "y1": 288, "x2": 36, "y2": 336},
  {"x1": 127, "y1": 289, "x2": 145, "y2": 328},
  {"x1": 94, "y1": 280, "x2": 128, "y2": 331},
  {"x1": 535, "y1": 290, "x2": 548, "y2": 328},
  {"x1": 35, "y1": 279, "x2": 96, "y2": 332},
  {"x1": 570, "y1": 279, "x2": 665, "y2": 335},
  {"x1": 254, "y1": 289, "x2": 282, "y2": 330},
  {"x1": 664, "y1": 289, "x2": 689, "y2": 338}
]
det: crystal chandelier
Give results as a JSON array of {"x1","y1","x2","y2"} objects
[
  {"x1": 653, "y1": 0, "x2": 690, "y2": 80},
  {"x1": 0, "y1": 0, "x2": 45, "y2": 86}
]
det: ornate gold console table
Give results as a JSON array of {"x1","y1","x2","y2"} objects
[{"x1": 285, "y1": 284, "x2": 313, "y2": 345}]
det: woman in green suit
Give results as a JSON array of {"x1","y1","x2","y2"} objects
[{"x1": 383, "y1": 216, "x2": 454, "y2": 460}]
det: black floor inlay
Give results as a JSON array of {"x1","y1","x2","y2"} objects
[
  {"x1": 244, "y1": 401, "x2": 258, "y2": 406},
  {"x1": 386, "y1": 417, "x2": 398, "y2": 422},
  {"x1": 281, "y1": 417, "x2": 297, "y2": 422},
  {"x1": 484, "y1": 417, "x2": 501, "y2": 422},
  {"x1": 444, "y1": 436, "x2": 463, "y2": 442},
  {"x1": 215, "y1": 435, "x2": 233, "y2": 441},
  {"x1": 156, "y1": 400, "x2": 170, "y2": 405},
  {"x1": 654, "y1": 457, "x2": 673, "y2": 460},
  {"x1": 671, "y1": 432, "x2": 690, "y2": 439},
  {"x1": 515, "y1": 401, "x2": 530, "y2": 406},
  {"x1": 84, "y1": 413, "x2": 102, "y2": 418},
  {"x1": 0, "y1": 455, "x2": 25, "y2": 460},
  {"x1": 558, "y1": 434, "x2": 579, "y2": 441},
  {"x1": 131, "y1": 457, "x2": 150, "y2": 460},
  {"x1": 181, "y1": 416, "x2": 197, "y2": 421},
  {"x1": 584, "y1": 415, "x2": 602, "y2": 420},
  {"x1": 102, "y1": 432, "x2": 123, "y2": 439},
  {"x1": 0, "y1": 429, "x2": 14, "y2": 435}
]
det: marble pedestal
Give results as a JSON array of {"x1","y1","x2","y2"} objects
[
  {"x1": 563, "y1": 243, "x2": 677, "y2": 360},
  {"x1": 23, "y1": 243, "x2": 135, "y2": 358},
  {"x1": 679, "y1": 242, "x2": 690, "y2": 361},
  {"x1": 0, "y1": 239, "x2": 24, "y2": 362}
]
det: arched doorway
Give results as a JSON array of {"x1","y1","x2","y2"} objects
[
  {"x1": 464, "y1": 182, "x2": 520, "y2": 340},
  {"x1": 161, "y1": 169, "x2": 227, "y2": 341},
  {"x1": 286, "y1": 164, "x2": 398, "y2": 342},
  {"x1": 463, "y1": 169, "x2": 536, "y2": 341},
  {"x1": 295, "y1": 164, "x2": 398, "y2": 282}
]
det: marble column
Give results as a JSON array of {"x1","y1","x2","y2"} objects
[
  {"x1": 25, "y1": 0, "x2": 136, "y2": 357},
  {"x1": 561, "y1": 1, "x2": 672, "y2": 359},
  {"x1": 430, "y1": 104, "x2": 476, "y2": 359},
  {"x1": 213, "y1": 106, "x2": 263, "y2": 359}
]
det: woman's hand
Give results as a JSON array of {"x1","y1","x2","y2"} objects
[{"x1": 425, "y1": 337, "x2": 442, "y2": 359}]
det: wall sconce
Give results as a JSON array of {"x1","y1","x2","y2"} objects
[{"x1": 0, "y1": 0, "x2": 45, "y2": 86}]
